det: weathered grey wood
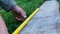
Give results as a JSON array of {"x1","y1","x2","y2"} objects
[{"x1": 19, "y1": 1, "x2": 59, "y2": 34}]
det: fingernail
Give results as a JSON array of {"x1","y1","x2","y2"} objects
[{"x1": 24, "y1": 16, "x2": 26, "y2": 18}]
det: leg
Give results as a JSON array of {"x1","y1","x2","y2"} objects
[{"x1": 0, "y1": 15, "x2": 9, "y2": 34}]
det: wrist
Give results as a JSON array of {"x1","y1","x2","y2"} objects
[{"x1": 11, "y1": 5, "x2": 18, "y2": 11}]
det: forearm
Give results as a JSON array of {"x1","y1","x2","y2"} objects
[
  {"x1": 0, "y1": 0, "x2": 16, "y2": 12},
  {"x1": 0, "y1": 15, "x2": 9, "y2": 34}
]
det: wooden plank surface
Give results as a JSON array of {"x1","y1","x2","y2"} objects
[{"x1": 19, "y1": 1, "x2": 59, "y2": 34}]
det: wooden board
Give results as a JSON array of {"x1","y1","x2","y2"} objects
[{"x1": 19, "y1": 1, "x2": 60, "y2": 34}]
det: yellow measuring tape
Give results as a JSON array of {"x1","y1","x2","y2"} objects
[{"x1": 12, "y1": 8, "x2": 39, "y2": 34}]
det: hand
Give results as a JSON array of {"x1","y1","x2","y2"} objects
[{"x1": 12, "y1": 5, "x2": 26, "y2": 21}]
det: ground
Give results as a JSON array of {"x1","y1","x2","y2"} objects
[{"x1": 0, "y1": 0, "x2": 60, "y2": 34}]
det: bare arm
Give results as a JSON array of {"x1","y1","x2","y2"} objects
[{"x1": 0, "y1": 15, "x2": 9, "y2": 34}]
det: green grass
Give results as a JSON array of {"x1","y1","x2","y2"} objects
[
  {"x1": 0, "y1": 0, "x2": 44, "y2": 34},
  {"x1": 59, "y1": 0, "x2": 60, "y2": 3}
]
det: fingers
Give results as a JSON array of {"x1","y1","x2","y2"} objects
[
  {"x1": 15, "y1": 17, "x2": 21, "y2": 21},
  {"x1": 15, "y1": 15, "x2": 26, "y2": 21},
  {"x1": 18, "y1": 10, "x2": 27, "y2": 21},
  {"x1": 20, "y1": 11, "x2": 27, "y2": 19},
  {"x1": 21, "y1": 16, "x2": 26, "y2": 21}
]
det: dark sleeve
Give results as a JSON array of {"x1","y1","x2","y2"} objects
[{"x1": 0, "y1": 0, "x2": 16, "y2": 12}]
